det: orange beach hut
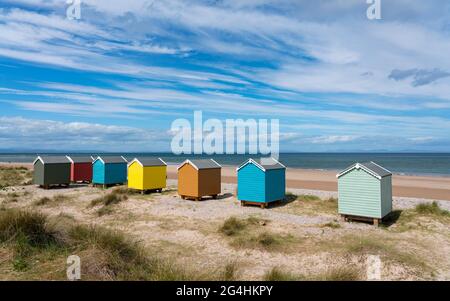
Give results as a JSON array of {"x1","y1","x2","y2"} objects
[{"x1": 177, "y1": 159, "x2": 221, "y2": 201}]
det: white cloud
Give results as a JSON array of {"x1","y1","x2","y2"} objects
[
  {"x1": 408, "y1": 136, "x2": 434, "y2": 143},
  {"x1": 0, "y1": 116, "x2": 170, "y2": 151},
  {"x1": 310, "y1": 135, "x2": 359, "y2": 144}
]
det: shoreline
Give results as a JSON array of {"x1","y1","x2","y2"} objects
[{"x1": 2, "y1": 162, "x2": 450, "y2": 201}]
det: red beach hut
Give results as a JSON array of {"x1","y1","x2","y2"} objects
[{"x1": 66, "y1": 156, "x2": 93, "y2": 183}]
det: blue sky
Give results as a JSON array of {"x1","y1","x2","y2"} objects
[{"x1": 1, "y1": 0, "x2": 450, "y2": 152}]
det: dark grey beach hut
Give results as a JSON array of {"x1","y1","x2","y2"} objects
[{"x1": 33, "y1": 156, "x2": 71, "y2": 189}]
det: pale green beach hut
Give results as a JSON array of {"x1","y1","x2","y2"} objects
[{"x1": 337, "y1": 162, "x2": 392, "y2": 225}]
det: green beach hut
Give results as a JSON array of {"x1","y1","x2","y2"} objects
[
  {"x1": 33, "y1": 156, "x2": 71, "y2": 189},
  {"x1": 337, "y1": 161, "x2": 392, "y2": 225}
]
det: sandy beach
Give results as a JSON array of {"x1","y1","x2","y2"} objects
[{"x1": 2, "y1": 162, "x2": 449, "y2": 201}]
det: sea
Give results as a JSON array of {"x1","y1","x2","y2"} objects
[{"x1": 1, "y1": 152, "x2": 449, "y2": 177}]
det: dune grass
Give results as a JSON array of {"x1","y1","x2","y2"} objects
[
  {"x1": 280, "y1": 193, "x2": 338, "y2": 216},
  {"x1": 219, "y1": 216, "x2": 298, "y2": 252},
  {"x1": 0, "y1": 166, "x2": 33, "y2": 188},
  {"x1": 321, "y1": 221, "x2": 341, "y2": 229},
  {"x1": 415, "y1": 202, "x2": 450, "y2": 217},
  {"x1": 33, "y1": 194, "x2": 72, "y2": 207},
  {"x1": 0, "y1": 209, "x2": 62, "y2": 271},
  {"x1": 264, "y1": 265, "x2": 362, "y2": 281},
  {"x1": 89, "y1": 189, "x2": 129, "y2": 216},
  {"x1": 0, "y1": 208, "x2": 239, "y2": 280}
]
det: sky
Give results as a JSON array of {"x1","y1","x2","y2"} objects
[{"x1": 1, "y1": 0, "x2": 450, "y2": 152}]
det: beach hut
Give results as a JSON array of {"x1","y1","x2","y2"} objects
[
  {"x1": 236, "y1": 158, "x2": 286, "y2": 208},
  {"x1": 33, "y1": 156, "x2": 71, "y2": 189},
  {"x1": 66, "y1": 156, "x2": 93, "y2": 183},
  {"x1": 337, "y1": 161, "x2": 392, "y2": 225},
  {"x1": 127, "y1": 157, "x2": 167, "y2": 193},
  {"x1": 92, "y1": 156, "x2": 128, "y2": 188},
  {"x1": 177, "y1": 159, "x2": 221, "y2": 201}
]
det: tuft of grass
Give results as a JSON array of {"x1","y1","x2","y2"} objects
[
  {"x1": 53, "y1": 194, "x2": 70, "y2": 203},
  {"x1": 415, "y1": 202, "x2": 450, "y2": 217},
  {"x1": 0, "y1": 166, "x2": 33, "y2": 188},
  {"x1": 89, "y1": 190, "x2": 129, "y2": 216},
  {"x1": 297, "y1": 194, "x2": 321, "y2": 201},
  {"x1": 90, "y1": 191, "x2": 128, "y2": 208},
  {"x1": 33, "y1": 194, "x2": 71, "y2": 207},
  {"x1": 232, "y1": 232, "x2": 296, "y2": 252},
  {"x1": 33, "y1": 197, "x2": 52, "y2": 206},
  {"x1": 321, "y1": 221, "x2": 341, "y2": 229},
  {"x1": 318, "y1": 266, "x2": 362, "y2": 281},
  {"x1": 264, "y1": 267, "x2": 302, "y2": 281},
  {"x1": 263, "y1": 266, "x2": 362, "y2": 281},
  {"x1": 112, "y1": 187, "x2": 134, "y2": 195},
  {"x1": 216, "y1": 262, "x2": 239, "y2": 281},
  {"x1": 219, "y1": 216, "x2": 266, "y2": 236},
  {"x1": 219, "y1": 217, "x2": 247, "y2": 236},
  {"x1": 0, "y1": 209, "x2": 61, "y2": 269},
  {"x1": 96, "y1": 206, "x2": 115, "y2": 217},
  {"x1": 0, "y1": 209, "x2": 57, "y2": 247}
]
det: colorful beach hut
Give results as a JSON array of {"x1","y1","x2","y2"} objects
[
  {"x1": 236, "y1": 158, "x2": 286, "y2": 208},
  {"x1": 127, "y1": 157, "x2": 167, "y2": 193},
  {"x1": 33, "y1": 156, "x2": 71, "y2": 189},
  {"x1": 92, "y1": 156, "x2": 128, "y2": 188},
  {"x1": 177, "y1": 159, "x2": 221, "y2": 201},
  {"x1": 337, "y1": 161, "x2": 392, "y2": 225},
  {"x1": 66, "y1": 156, "x2": 93, "y2": 183}
]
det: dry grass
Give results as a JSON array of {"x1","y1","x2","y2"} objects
[
  {"x1": 383, "y1": 202, "x2": 450, "y2": 233},
  {"x1": 0, "y1": 167, "x2": 33, "y2": 188},
  {"x1": 89, "y1": 190, "x2": 129, "y2": 216},
  {"x1": 415, "y1": 202, "x2": 450, "y2": 217},
  {"x1": 231, "y1": 232, "x2": 298, "y2": 252},
  {"x1": 321, "y1": 221, "x2": 341, "y2": 229},
  {"x1": 336, "y1": 234, "x2": 430, "y2": 276},
  {"x1": 220, "y1": 217, "x2": 298, "y2": 252},
  {"x1": 264, "y1": 265, "x2": 362, "y2": 281},
  {"x1": 279, "y1": 193, "x2": 338, "y2": 216},
  {"x1": 33, "y1": 194, "x2": 72, "y2": 207},
  {"x1": 0, "y1": 208, "x2": 238, "y2": 280}
]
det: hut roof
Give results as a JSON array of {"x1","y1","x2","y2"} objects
[
  {"x1": 337, "y1": 161, "x2": 392, "y2": 179},
  {"x1": 66, "y1": 156, "x2": 93, "y2": 163},
  {"x1": 177, "y1": 159, "x2": 221, "y2": 170},
  {"x1": 237, "y1": 158, "x2": 285, "y2": 172},
  {"x1": 33, "y1": 156, "x2": 71, "y2": 165},
  {"x1": 129, "y1": 157, "x2": 167, "y2": 167},
  {"x1": 94, "y1": 156, "x2": 128, "y2": 164}
]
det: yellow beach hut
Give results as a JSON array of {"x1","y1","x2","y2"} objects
[{"x1": 127, "y1": 157, "x2": 167, "y2": 193}]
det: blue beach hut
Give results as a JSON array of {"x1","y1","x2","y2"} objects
[
  {"x1": 237, "y1": 158, "x2": 286, "y2": 208},
  {"x1": 92, "y1": 156, "x2": 128, "y2": 188}
]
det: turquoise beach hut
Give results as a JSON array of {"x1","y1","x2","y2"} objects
[
  {"x1": 337, "y1": 161, "x2": 392, "y2": 225},
  {"x1": 92, "y1": 156, "x2": 128, "y2": 188},
  {"x1": 237, "y1": 158, "x2": 286, "y2": 208}
]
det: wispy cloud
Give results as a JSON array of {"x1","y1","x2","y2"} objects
[
  {"x1": 0, "y1": 1, "x2": 450, "y2": 151},
  {"x1": 0, "y1": 116, "x2": 170, "y2": 151}
]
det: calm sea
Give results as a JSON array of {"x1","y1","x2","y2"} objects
[{"x1": 0, "y1": 153, "x2": 449, "y2": 177}]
